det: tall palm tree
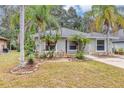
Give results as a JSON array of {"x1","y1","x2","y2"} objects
[{"x1": 20, "y1": 5, "x2": 25, "y2": 66}]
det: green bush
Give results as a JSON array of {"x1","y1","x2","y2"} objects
[
  {"x1": 75, "y1": 51, "x2": 84, "y2": 59},
  {"x1": 46, "y1": 50, "x2": 54, "y2": 59},
  {"x1": 40, "y1": 52, "x2": 47, "y2": 59},
  {"x1": 39, "y1": 51, "x2": 55, "y2": 59},
  {"x1": 118, "y1": 48, "x2": 124, "y2": 53},
  {"x1": 28, "y1": 53, "x2": 35, "y2": 64}
]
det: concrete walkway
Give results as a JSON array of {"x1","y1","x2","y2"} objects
[{"x1": 85, "y1": 55, "x2": 124, "y2": 69}]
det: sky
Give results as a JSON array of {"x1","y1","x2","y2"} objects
[
  {"x1": 63, "y1": 5, "x2": 122, "y2": 17},
  {"x1": 63, "y1": 5, "x2": 92, "y2": 16}
]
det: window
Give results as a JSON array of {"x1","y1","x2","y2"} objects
[
  {"x1": 69, "y1": 42, "x2": 77, "y2": 50},
  {"x1": 97, "y1": 40, "x2": 105, "y2": 51},
  {"x1": 46, "y1": 42, "x2": 56, "y2": 51}
]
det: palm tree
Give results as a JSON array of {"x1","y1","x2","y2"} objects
[
  {"x1": 42, "y1": 33, "x2": 61, "y2": 51},
  {"x1": 92, "y1": 5, "x2": 124, "y2": 55},
  {"x1": 42, "y1": 34, "x2": 54, "y2": 51},
  {"x1": 20, "y1": 5, "x2": 25, "y2": 66},
  {"x1": 41, "y1": 33, "x2": 61, "y2": 58},
  {"x1": 25, "y1": 6, "x2": 59, "y2": 53}
]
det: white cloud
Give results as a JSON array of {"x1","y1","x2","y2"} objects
[
  {"x1": 79, "y1": 5, "x2": 92, "y2": 13},
  {"x1": 63, "y1": 5, "x2": 75, "y2": 10},
  {"x1": 63, "y1": 5, "x2": 92, "y2": 16}
]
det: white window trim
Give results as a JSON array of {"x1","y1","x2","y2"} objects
[{"x1": 96, "y1": 39, "x2": 106, "y2": 52}]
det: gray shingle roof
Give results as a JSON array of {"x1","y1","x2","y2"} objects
[
  {"x1": 60, "y1": 28, "x2": 118, "y2": 39},
  {"x1": 34, "y1": 27, "x2": 118, "y2": 39}
]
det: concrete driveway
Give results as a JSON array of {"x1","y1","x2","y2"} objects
[{"x1": 85, "y1": 55, "x2": 124, "y2": 69}]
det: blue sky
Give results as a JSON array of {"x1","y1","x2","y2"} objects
[{"x1": 63, "y1": 5, "x2": 92, "y2": 16}]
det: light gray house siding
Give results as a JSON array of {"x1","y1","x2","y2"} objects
[
  {"x1": 34, "y1": 28, "x2": 118, "y2": 55},
  {"x1": 35, "y1": 38, "x2": 114, "y2": 55},
  {"x1": 56, "y1": 39, "x2": 66, "y2": 52}
]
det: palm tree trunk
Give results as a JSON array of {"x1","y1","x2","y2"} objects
[
  {"x1": 37, "y1": 27, "x2": 41, "y2": 53},
  {"x1": 20, "y1": 5, "x2": 25, "y2": 66},
  {"x1": 106, "y1": 27, "x2": 109, "y2": 55}
]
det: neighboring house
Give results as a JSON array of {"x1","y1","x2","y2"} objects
[
  {"x1": 112, "y1": 29, "x2": 124, "y2": 50},
  {"x1": 0, "y1": 8, "x2": 8, "y2": 54},
  {"x1": 0, "y1": 36, "x2": 8, "y2": 53},
  {"x1": 34, "y1": 28, "x2": 118, "y2": 55}
]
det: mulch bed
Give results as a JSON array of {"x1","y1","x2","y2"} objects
[
  {"x1": 10, "y1": 57, "x2": 89, "y2": 75},
  {"x1": 10, "y1": 59, "x2": 43, "y2": 75}
]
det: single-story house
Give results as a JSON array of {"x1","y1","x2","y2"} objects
[
  {"x1": 0, "y1": 36, "x2": 8, "y2": 53},
  {"x1": 34, "y1": 28, "x2": 118, "y2": 55},
  {"x1": 112, "y1": 29, "x2": 124, "y2": 50}
]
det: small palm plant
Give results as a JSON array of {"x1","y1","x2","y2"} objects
[
  {"x1": 28, "y1": 53, "x2": 35, "y2": 65},
  {"x1": 69, "y1": 34, "x2": 90, "y2": 59},
  {"x1": 42, "y1": 32, "x2": 61, "y2": 58},
  {"x1": 69, "y1": 34, "x2": 90, "y2": 52}
]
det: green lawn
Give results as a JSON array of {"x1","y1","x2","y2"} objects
[{"x1": 0, "y1": 51, "x2": 124, "y2": 88}]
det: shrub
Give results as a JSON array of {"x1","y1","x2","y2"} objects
[
  {"x1": 39, "y1": 51, "x2": 55, "y2": 59},
  {"x1": 40, "y1": 52, "x2": 47, "y2": 59},
  {"x1": 118, "y1": 48, "x2": 124, "y2": 52},
  {"x1": 46, "y1": 50, "x2": 54, "y2": 59},
  {"x1": 28, "y1": 54, "x2": 35, "y2": 65},
  {"x1": 75, "y1": 51, "x2": 84, "y2": 59}
]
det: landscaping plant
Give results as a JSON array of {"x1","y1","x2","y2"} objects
[
  {"x1": 28, "y1": 53, "x2": 35, "y2": 64},
  {"x1": 75, "y1": 51, "x2": 84, "y2": 59},
  {"x1": 69, "y1": 35, "x2": 90, "y2": 52}
]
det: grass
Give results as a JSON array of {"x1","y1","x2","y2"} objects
[{"x1": 0, "y1": 51, "x2": 124, "y2": 87}]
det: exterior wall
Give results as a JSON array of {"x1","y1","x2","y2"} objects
[
  {"x1": 84, "y1": 39, "x2": 96, "y2": 54},
  {"x1": 36, "y1": 38, "x2": 114, "y2": 54},
  {"x1": 35, "y1": 39, "x2": 45, "y2": 53},
  {"x1": 56, "y1": 39, "x2": 66, "y2": 52},
  {"x1": 86, "y1": 38, "x2": 113, "y2": 54},
  {"x1": 0, "y1": 40, "x2": 7, "y2": 53}
]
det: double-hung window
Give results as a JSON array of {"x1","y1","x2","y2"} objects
[
  {"x1": 97, "y1": 40, "x2": 105, "y2": 51},
  {"x1": 69, "y1": 42, "x2": 77, "y2": 50}
]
